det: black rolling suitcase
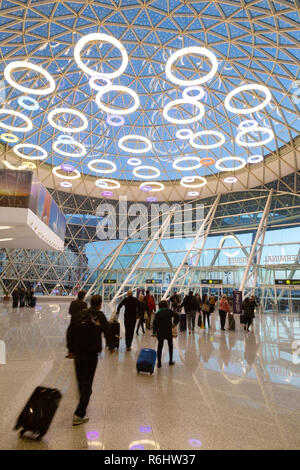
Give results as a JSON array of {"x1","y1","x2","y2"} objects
[
  {"x1": 179, "y1": 313, "x2": 186, "y2": 331},
  {"x1": 109, "y1": 321, "x2": 120, "y2": 349},
  {"x1": 14, "y1": 386, "x2": 62, "y2": 439}
]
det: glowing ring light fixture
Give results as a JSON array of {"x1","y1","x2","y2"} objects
[
  {"x1": 52, "y1": 165, "x2": 81, "y2": 179},
  {"x1": 238, "y1": 120, "x2": 258, "y2": 131},
  {"x1": 200, "y1": 157, "x2": 215, "y2": 165},
  {"x1": 106, "y1": 114, "x2": 125, "y2": 127},
  {"x1": 17, "y1": 96, "x2": 39, "y2": 111},
  {"x1": 188, "y1": 191, "x2": 199, "y2": 197},
  {"x1": 118, "y1": 135, "x2": 152, "y2": 153},
  {"x1": 133, "y1": 165, "x2": 160, "y2": 179},
  {"x1": 53, "y1": 140, "x2": 86, "y2": 158},
  {"x1": 235, "y1": 126, "x2": 274, "y2": 147},
  {"x1": 247, "y1": 154, "x2": 264, "y2": 164},
  {"x1": 224, "y1": 84, "x2": 272, "y2": 115},
  {"x1": 88, "y1": 159, "x2": 117, "y2": 174},
  {"x1": 165, "y1": 47, "x2": 218, "y2": 86},
  {"x1": 1, "y1": 133, "x2": 19, "y2": 143},
  {"x1": 173, "y1": 156, "x2": 202, "y2": 171},
  {"x1": 95, "y1": 179, "x2": 120, "y2": 189},
  {"x1": 74, "y1": 33, "x2": 128, "y2": 79},
  {"x1": 4, "y1": 61, "x2": 56, "y2": 96},
  {"x1": 57, "y1": 134, "x2": 75, "y2": 144},
  {"x1": 89, "y1": 74, "x2": 112, "y2": 91},
  {"x1": 224, "y1": 177, "x2": 238, "y2": 183},
  {"x1": 139, "y1": 182, "x2": 165, "y2": 192},
  {"x1": 176, "y1": 129, "x2": 193, "y2": 140},
  {"x1": 60, "y1": 181, "x2": 72, "y2": 188},
  {"x1": 13, "y1": 143, "x2": 48, "y2": 160},
  {"x1": 0, "y1": 109, "x2": 32, "y2": 132},
  {"x1": 182, "y1": 86, "x2": 205, "y2": 101},
  {"x1": 48, "y1": 108, "x2": 88, "y2": 133},
  {"x1": 180, "y1": 176, "x2": 207, "y2": 188},
  {"x1": 215, "y1": 156, "x2": 247, "y2": 172},
  {"x1": 128, "y1": 158, "x2": 142, "y2": 166},
  {"x1": 190, "y1": 130, "x2": 225, "y2": 149},
  {"x1": 163, "y1": 99, "x2": 205, "y2": 124},
  {"x1": 102, "y1": 191, "x2": 113, "y2": 197},
  {"x1": 96, "y1": 85, "x2": 140, "y2": 115}
]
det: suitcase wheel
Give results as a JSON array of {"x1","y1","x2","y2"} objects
[{"x1": 19, "y1": 429, "x2": 26, "y2": 437}]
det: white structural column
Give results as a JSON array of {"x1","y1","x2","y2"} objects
[
  {"x1": 239, "y1": 189, "x2": 273, "y2": 296},
  {"x1": 109, "y1": 211, "x2": 174, "y2": 306},
  {"x1": 162, "y1": 195, "x2": 221, "y2": 300}
]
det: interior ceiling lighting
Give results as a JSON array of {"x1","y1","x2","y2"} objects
[
  {"x1": 224, "y1": 176, "x2": 238, "y2": 183},
  {"x1": 57, "y1": 135, "x2": 75, "y2": 144},
  {"x1": 187, "y1": 191, "x2": 199, "y2": 197},
  {"x1": 176, "y1": 129, "x2": 193, "y2": 140},
  {"x1": 48, "y1": 108, "x2": 88, "y2": 133},
  {"x1": 74, "y1": 33, "x2": 128, "y2": 79},
  {"x1": 13, "y1": 143, "x2": 48, "y2": 160},
  {"x1": 3, "y1": 160, "x2": 36, "y2": 170},
  {"x1": 133, "y1": 165, "x2": 160, "y2": 179},
  {"x1": 173, "y1": 156, "x2": 202, "y2": 171},
  {"x1": 147, "y1": 197, "x2": 157, "y2": 202},
  {"x1": 200, "y1": 157, "x2": 215, "y2": 165},
  {"x1": 118, "y1": 135, "x2": 152, "y2": 153},
  {"x1": 102, "y1": 191, "x2": 113, "y2": 197},
  {"x1": 61, "y1": 163, "x2": 75, "y2": 172},
  {"x1": 89, "y1": 74, "x2": 112, "y2": 92},
  {"x1": 17, "y1": 96, "x2": 39, "y2": 111},
  {"x1": 235, "y1": 124, "x2": 274, "y2": 147},
  {"x1": 238, "y1": 120, "x2": 258, "y2": 131},
  {"x1": 224, "y1": 84, "x2": 272, "y2": 114},
  {"x1": 163, "y1": 98, "x2": 205, "y2": 124},
  {"x1": 0, "y1": 226, "x2": 13, "y2": 230},
  {"x1": 0, "y1": 109, "x2": 32, "y2": 132},
  {"x1": 247, "y1": 154, "x2": 264, "y2": 164},
  {"x1": 215, "y1": 156, "x2": 247, "y2": 172},
  {"x1": 127, "y1": 158, "x2": 142, "y2": 166},
  {"x1": 165, "y1": 47, "x2": 218, "y2": 87},
  {"x1": 0, "y1": 133, "x2": 19, "y2": 143},
  {"x1": 180, "y1": 176, "x2": 207, "y2": 188},
  {"x1": 95, "y1": 179, "x2": 120, "y2": 189},
  {"x1": 96, "y1": 85, "x2": 140, "y2": 115},
  {"x1": 182, "y1": 86, "x2": 205, "y2": 101},
  {"x1": 53, "y1": 140, "x2": 86, "y2": 158},
  {"x1": 60, "y1": 181, "x2": 72, "y2": 188},
  {"x1": 4, "y1": 60, "x2": 56, "y2": 95},
  {"x1": 139, "y1": 182, "x2": 165, "y2": 192},
  {"x1": 52, "y1": 165, "x2": 81, "y2": 179},
  {"x1": 106, "y1": 114, "x2": 125, "y2": 127},
  {"x1": 88, "y1": 159, "x2": 117, "y2": 174},
  {"x1": 190, "y1": 130, "x2": 225, "y2": 149}
]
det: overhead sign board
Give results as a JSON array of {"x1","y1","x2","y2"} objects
[
  {"x1": 201, "y1": 279, "x2": 223, "y2": 285},
  {"x1": 275, "y1": 280, "x2": 300, "y2": 286}
]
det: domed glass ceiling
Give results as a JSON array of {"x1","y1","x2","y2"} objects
[{"x1": 0, "y1": 0, "x2": 299, "y2": 190}]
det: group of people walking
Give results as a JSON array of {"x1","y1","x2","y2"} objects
[{"x1": 12, "y1": 287, "x2": 36, "y2": 308}]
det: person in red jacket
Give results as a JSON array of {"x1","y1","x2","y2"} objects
[
  {"x1": 219, "y1": 295, "x2": 231, "y2": 331},
  {"x1": 145, "y1": 290, "x2": 156, "y2": 329}
]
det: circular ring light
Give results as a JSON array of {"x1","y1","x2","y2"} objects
[
  {"x1": 176, "y1": 129, "x2": 193, "y2": 140},
  {"x1": 53, "y1": 140, "x2": 86, "y2": 158},
  {"x1": 173, "y1": 156, "x2": 202, "y2": 171},
  {"x1": 13, "y1": 143, "x2": 48, "y2": 160},
  {"x1": 247, "y1": 154, "x2": 263, "y2": 164},
  {"x1": 4, "y1": 61, "x2": 56, "y2": 96},
  {"x1": 182, "y1": 86, "x2": 205, "y2": 101},
  {"x1": 96, "y1": 85, "x2": 140, "y2": 116},
  {"x1": 224, "y1": 84, "x2": 272, "y2": 115},
  {"x1": 88, "y1": 159, "x2": 117, "y2": 174},
  {"x1": 48, "y1": 108, "x2": 88, "y2": 133},
  {"x1": 0, "y1": 133, "x2": 19, "y2": 143},
  {"x1": 147, "y1": 197, "x2": 157, "y2": 202},
  {"x1": 74, "y1": 33, "x2": 128, "y2": 79},
  {"x1": 95, "y1": 179, "x2": 120, "y2": 189},
  {"x1": 188, "y1": 191, "x2": 199, "y2": 197},
  {"x1": 118, "y1": 135, "x2": 152, "y2": 154},
  {"x1": 52, "y1": 165, "x2": 81, "y2": 179},
  {"x1": 163, "y1": 99, "x2": 205, "y2": 125},
  {"x1": 180, "y1": 176, "x2": 207, "y2": 188},
  {"x1": 190, "y1": 130, "x2": 225, "y2": 149},
  {"x1": 128, "y1": 158, "x2": 142, "y2": 166},
  {"x1": 165, "y1": 47, "x2": 218, "y2": 86},
  {"x1": 133, "y1": 165, "x2": 160, "y2": 180},
  {"x1": 17, "y1": 96, "x2": 39, "y2": 111},
  {"x1": 238, "y1": 120, "x2": 258, "y2": 131},
  {"x1": 60, "y1": 181, "x2": 72, "y2": 188},
  {"x1": 106, "y1": 114, "x2": 125, "y2": 127},
  {"x1": 61, "y1": 163, "x2": 75, "y2": 172},
  {"x1": 89, "y1": 74, "x2": 112, "y2": 91},
  {"x1": 215, "y1": 156, "x2": 247, "y2": 172},
  {"x1": 224, "y1": 177, "x2": 238, "y2": 183},
  {"x1": 102, "y1": 191, "x2": 113, "y2": 197},
  {"x1": 235, "y1": 126, "x2": 274, "y2": 147},
  {"x1": 139, "y1": 182, "x2": 165, "y2": 192},
  {"x1": 57, "y1": 134, "x2": 75, "y2": 144},
  {"x1": 200, "y1": 157, "x2": 215, "y2": 166},
  {"x1": 0, "y1": 109, "x2": 32, "y2": 132}
]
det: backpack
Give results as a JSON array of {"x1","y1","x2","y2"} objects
[{"x1": 71, "y1": 311, "x2": 102, "y2": 354}]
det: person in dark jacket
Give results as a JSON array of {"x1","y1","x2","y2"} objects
[
  {"x1": 12, "y1": 288, "x2": 19, "y2": 308},
  {"x1": 153, "y1": 300, "x2": 179, "y2": 368},
  {"x1": 66, "y1": 290, "x2": 88, "y2": 358},
  {"x1": 180, "y1": 291, "x2": 199, "y2": 333},
  {"x1": 19, "y1": 288, "x2": 25, "y2": 308},
  {"x1": 136, "y1": 294, "x2": 147, "y2": 335},
  {"x1": 242, "y1": 297, "x2": 254, "y2": 332},
  {"x1": 69, "y1": 294, "x2": 113, "y2": 426},
  {"x1": 116, "y1": 290, "x2": 139, "y2": 351},
  {"x1": 250, "y1": 295, "x2": 258, "y2": 317}
]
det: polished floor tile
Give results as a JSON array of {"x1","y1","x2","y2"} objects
[{"x1": 0, "y1": 300, "x2": 299, "y2": 450}]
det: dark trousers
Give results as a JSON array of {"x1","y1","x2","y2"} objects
[
  {"x1": 136, "y1": 318, "x2": 145, "y2": 334},
  {"x1": 74, "y1": 352, "x2": 98, "y2": 418},
  {"x1": 245, "y1": 319, "x2": 252, "y2": 330},
  {"x1": 157, "y1": 337, "x2": 173, "y2": 365},
  {"x1": 12, "y1": 299, "x2": 18, "y2": 308},
  {"x1": 219, "y1": 310, "x2": 227, "y2": 329},
  {"x1": 203, "y1": 312, "x2": 210, "y2": 327},
  {"x1": 19, "y1": 298, "x2": 25, "y2": 308},
  {"x1": 125, "y1": 319, "x2": 136, "y2": 348}
]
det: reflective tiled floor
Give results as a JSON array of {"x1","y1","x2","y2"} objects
[{"x1": 0, "y1": 300, "x2": 299, "y2": 450}]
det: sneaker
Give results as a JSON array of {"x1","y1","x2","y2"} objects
[
  {"x1": 169, "y1": 361, "x2": 175, "y2": 366},
  {"x1": 72, "y1": 415, "x2": 89, "y2": 426}
]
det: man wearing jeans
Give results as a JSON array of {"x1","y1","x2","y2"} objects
[
  {"x1": 180, "y1": 291, "x2": 199, "y2": 333},
  {"x1": 69, "y1": 295, "x2": 113, "y2": 425}
]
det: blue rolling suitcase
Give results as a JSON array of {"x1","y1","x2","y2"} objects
[{"x1": 136, "y1": 348, "x2": 156, "y2": 375}]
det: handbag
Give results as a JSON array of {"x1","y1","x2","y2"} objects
[
  {"x1": 144, "y1": 311, "x2": 149, "y2": 320},
  {"x1": 197, "y1": 314, "x2": 203, "y2": 328},
  {"x1": 202, "y1": 303, "x2": 210, "y2": 313}
]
